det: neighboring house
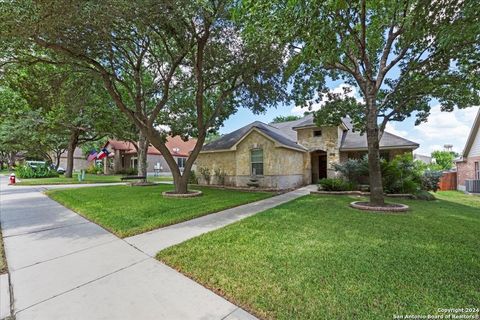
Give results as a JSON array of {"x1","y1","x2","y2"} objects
[
  {"x1": 54, "y1": 147, "x2": 89, "y2": 171},
  {"x1": 456, "y1": 109, "x2": 480, "y2": 192},
  {"x1": 196, "y1": 114, "x2": 419, "y2": 189},
  {"x1": 414, "y1": 153, "x2": 432, "y2": 164},
  {"x1": 103, "y1": 136, "x2": 197, "y2": 174}
]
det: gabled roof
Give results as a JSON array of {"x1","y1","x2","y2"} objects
[
  {"x1": 202, "y1": 115, "x2": 418, "y2": 153},
  {"x1": 202, "y1": 121, "x2": 308, "y2": 152},
  {"x1": 461, "y1": 108, "x2": 480, "y2": 158}
]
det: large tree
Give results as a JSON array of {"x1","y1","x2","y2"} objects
[
  {"x1": 2, "y1": 0, "x2": 285, "y2": 193},
  {"x1": 3, "y1": 64, "x2": 122, "y2": 177},
  {"x1": 242, "y1": 0, "x2": 480, "y2": 205}
]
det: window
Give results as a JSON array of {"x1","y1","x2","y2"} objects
[
  {"x1": 130, "y1": 157, "x2": 138, "y2": 169},
  {"x1": 475, "y1": 161, "x2": 480, "y2": 180},
  {"x1": 313, "y1": 130, "x2": 322, "y2": 137},
  {"x1": 177, "y1": 157, "x2": 187, "y2": 168},
  {"x1": 251, "y1": 149, "x2": 264, "y2": 176}
]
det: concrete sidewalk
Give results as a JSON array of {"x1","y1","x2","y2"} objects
[
  {"x1": 0, "y1": 177, "x2": 256, "y2": 320},
  {"x1": 125, "y1": 185, "x2": 316, "y2": 256}
]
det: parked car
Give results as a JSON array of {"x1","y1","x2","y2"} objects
[
  {"x1": 26, "y1": 161, "x2": 47, "y2": 169},
  {"x1": 56, "y1": 166, "x2": 66, "y2": 174}
]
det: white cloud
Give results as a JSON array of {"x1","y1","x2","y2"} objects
[
  {"x1": 291, "y1": 83, "x2": 363, "y2": 115},
  {"x1": 385, "y1": 122, "x2": 408, "y2": 138},
  {"x1": 413, "y1": 105, "x2": 479, "y2": 154}
]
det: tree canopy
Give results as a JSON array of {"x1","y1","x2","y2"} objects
[
  {"x1": 271, "y1": 115, "x2": 302, "y2": 123},
  {"x1": 1, "y1": 0, "x2": 287, "y2": 192},
  {"x1": 242, "y1": 0, "x2": 480, "y2": 204}
]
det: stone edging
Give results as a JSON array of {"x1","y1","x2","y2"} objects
[
  {"x1": 162, "y1": 190, "x2": 203, "y2": 198},
  {"x1": 311, "y1": 191, "x2": 414, "y2": 198},
  {"x1": 349, "y1": 201, "x2": 409, "y2": 212}
]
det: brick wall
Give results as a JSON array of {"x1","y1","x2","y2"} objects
[{"x1": 456, "y1": 155, "x2": 480, "y2": 189}]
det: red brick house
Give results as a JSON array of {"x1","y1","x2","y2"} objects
[
  {"x1": 456, "y1": 109, "x2": 480, "y2": 193},
  {"x1": 103, "y1": 136, "x2": 197, "y2": 175}
]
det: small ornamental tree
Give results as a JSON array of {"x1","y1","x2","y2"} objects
[
  {"x1": 431, "y1": 150, "x2": 456, "y2": 171},
  {"x1": 242, "y1": 0, "x2": 480, "y2": 205},
  {"x1": 2, "y1": 0, "x2": 286, "y2": 194}
]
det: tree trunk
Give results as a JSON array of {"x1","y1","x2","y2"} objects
[
  {"x1": 54, "y1": 152, "x2": 61, "y2": 170},
  {"x1": 174, "y1": 171, "x2": 189, "y2": 194},
  {"x1": 137, "y1": 131, "x2": 148, "y2": 183},
  {"x1": 65, "y1": 130, "x2": 79, "y2": 178},
  {"x1": 8, "y1": 151, "x2": 16, "y2": 170},
  {"x1": 365, "y1": 96, "x2": 385, "y2": 206}
]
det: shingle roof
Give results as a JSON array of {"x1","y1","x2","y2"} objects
[
  {"x1": 202, "y1": 121, "x2": 307, "y2": 152},
  {"x1": 202, "y1": 115, "x2": 418, "y2": 152}
]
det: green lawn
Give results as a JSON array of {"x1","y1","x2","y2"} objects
[
  {"x1": 157, "y1": 191, "x2": 480, "y2": 320},
  {"x1": 15, "y1": 173, "x2": 173, "y2": 185},
  {"x1": 47, "y1": 185, "x2": 273, "y2": 237}
]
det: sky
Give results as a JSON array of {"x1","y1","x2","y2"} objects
[{"x1": 219, "y1": 81, "x2": 479, "y2": 156}]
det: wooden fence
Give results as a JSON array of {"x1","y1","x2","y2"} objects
[{"x1": 438, "y1": 171, "x2": 457, "y2": 191}]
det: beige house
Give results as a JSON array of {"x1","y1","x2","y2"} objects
[{"x1": 196, "y1": 115, "x2": 419, "y2": 189}]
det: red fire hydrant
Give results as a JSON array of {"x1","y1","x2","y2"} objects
[{"x1": 9, "y1": 173, "x2": 16, "y2": 185}]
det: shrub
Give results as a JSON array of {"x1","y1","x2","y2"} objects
[
  {"x1": 381, "y1": 154, "x2": 422, "y2": 194},
  {"x1": 413, "y1": 190, "x2": 436, "y2": 201},
  {"x1": 198, "y1": 167, "x2": 211, "y2": 184},
  {"x1": 115, "y1": 168, "x2": 137, "y2": 175},
  {"x1": 86, "y1": 164, "x2": 104, "y2": 174},
  {"x1": 318, "y1": 178, "x2": 354, "y2": 191},
  {"x1": 421, "y1": 170, "x2": 443, "y2": 192},
  {"x1": 333, "y1": 157, "x2": 369, "y2": 185},
  {"x1": 188, "y1": 170, "x2": 198, "y2": 184},
  {"x1": 213, "y1": 168, "x2": 227, "y2": 185},
  {"x1": 16, "y1": 164, "x2": 59, "y2": 179}
]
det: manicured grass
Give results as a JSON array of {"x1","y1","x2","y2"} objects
[
  {"x1": 157, "y1": 191, "x2": 480, "y2": 320},
  {"x1": 0, "y1": 229, "x2": 6, "y2": 274},
  {"x1": 47, "y1": 185, "x2": 273, "y2": 237},
  {"x1": 15, "y1": 173, "x2": 173, "y2": 185}
]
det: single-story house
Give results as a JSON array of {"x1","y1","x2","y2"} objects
[
  {"x1": 104, "y1": 136, "x2": 197, "y2": 174},
  {"x1": 195, "y1": 114, "x2": 419, "y2": 189},
  {"x1": 456, "y1": 109, "x2": 480, "y2": 192}
]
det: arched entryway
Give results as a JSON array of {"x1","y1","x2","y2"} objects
[{"x1": 311, "y1": 150, "x2": 327, "y2": 183}]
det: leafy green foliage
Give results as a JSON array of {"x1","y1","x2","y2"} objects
[
  {"x1": 240, "y1": 0, "x2": 480, "y2": 203},
  {"x1": 333, "y1": 158, "x2": 369, "y2": 186},
  {"x1": 271, "y1": 115, "x2": 302, "y2": 123},
  {"x1": 334, "y1": 154, "x2": 441, "y2": 194},
  {"x1": 431, "y1": 150, "x2": 456, "y2": 171},
  {"x1": 421, "y1": 170, "x2": 443, "y2": 192},
  {"x1": 1, "y1": 0, "x2": 287, "y2": 192},
  {"x1": 413, "y1": 190, "x2": 436, "y2": 201},
  {"x1": 16, "y1": 164, "x2": 59, "y2": 179},
  {"x1": 318, "y1": 178, "x2": 354, "y2": 191}
]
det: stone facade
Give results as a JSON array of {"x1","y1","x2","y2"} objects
[
  {"x1": 456, "y1": 155, "x2": 480, "y2": 191},
  {"x1": 196, "y1": 125, "x2": 416, "y2": 190},
  {"x1": 296, "y1": 126, "x2": 342, "y2": 179},
  {"x1": 196, "y1": 129, "x2": 307, "y2": 189}
]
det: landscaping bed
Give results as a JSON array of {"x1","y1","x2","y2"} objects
[
  {"x1": 157, "y1": 192, "x2": 480, "y2": 319},
  {"x1": 47, "y1": 184, "x2": 273, "y2": 237}
]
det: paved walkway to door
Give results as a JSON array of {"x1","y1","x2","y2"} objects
[{"x1": 0, "y1": 177, "x2": 313, "y2": 320}]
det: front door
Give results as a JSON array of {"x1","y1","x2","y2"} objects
[{"x1": 311, "y1": 151, "x2": 327, "y2": 183}]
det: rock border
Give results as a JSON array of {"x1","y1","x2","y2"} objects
[
  {"x1": 162, "y1": 190, "x2": 203, "y2": 198},
  {"x1": 350, "y1": 201, "x2": 409, "y2": 212}
]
